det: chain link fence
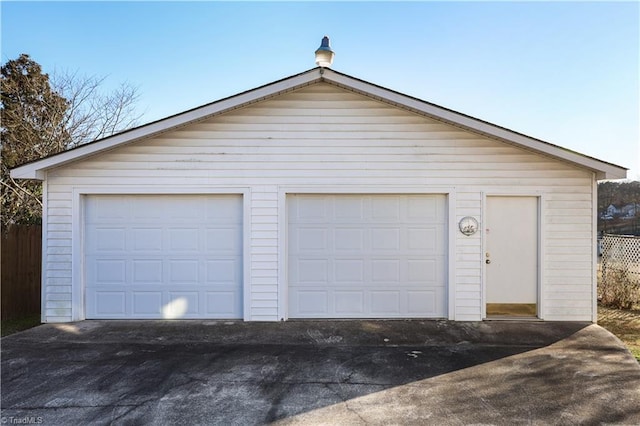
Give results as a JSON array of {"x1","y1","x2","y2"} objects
[{"x1": 600, "y1": 234, "x2": 640, "y2": 308}]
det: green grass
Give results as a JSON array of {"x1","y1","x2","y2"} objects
[{"x1": 1, "y1": 314, "x2": 41, "y2": 337}]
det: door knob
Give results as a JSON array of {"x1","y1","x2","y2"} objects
[{"x1": 486, "y1": 259, "x2": 491, "y2": 264}]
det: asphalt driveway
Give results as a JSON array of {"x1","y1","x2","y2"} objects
[{"x1": 2, "y1": 320, "x2": 639, "y2": 425}]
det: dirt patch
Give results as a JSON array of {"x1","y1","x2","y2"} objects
[{"x1": 598, "y1": 305, "x2": 640, "y2": 362}]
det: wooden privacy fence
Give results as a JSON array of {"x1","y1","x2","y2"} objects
[{"x1": 1, "y1": 225, "x2": 42, "y2": 320}]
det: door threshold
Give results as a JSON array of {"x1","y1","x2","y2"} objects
[
  {"x1": 484, "y1": 316, "x2": 541, "y2": 321},
  {"x1": 486, "y1": 303, "x2": 537, "y2": 317}
]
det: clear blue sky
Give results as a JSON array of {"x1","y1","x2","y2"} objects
[{"x1": 2, "y1": 1, "x2": 638, "y2": 179}]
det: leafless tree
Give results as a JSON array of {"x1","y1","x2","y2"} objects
[{"x1": 52, "y1": 70, "x2": 142, "y2": 148}]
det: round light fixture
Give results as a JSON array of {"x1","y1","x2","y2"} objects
[{"x1": 459, "y1": 216, "x2": 479, "y2": 236}]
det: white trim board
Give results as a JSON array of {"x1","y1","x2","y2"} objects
[
  {"x1": 481, "y1": 192, "x2": 544, "y2": 320},
  {"x1": 277, "y1": 185, "x2": 457, "y2": 321},
  {"x1": 591, "y1": 175, "x2": 598, "y2": 323},
  {"x1": 70, "y1": 186, "x2": 251, "y2": 321}
]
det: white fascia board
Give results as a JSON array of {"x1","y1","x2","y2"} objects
[
  {"x1": 322, "y1": 70, "x2": 628, "y2": 180},
  {"x1": 11, "y1": 69, "x2": 323, "y2": 180}
]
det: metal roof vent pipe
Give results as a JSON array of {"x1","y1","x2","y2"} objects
[{"x1": 315, "y1": 36, "x2": 335, "y2": 71}]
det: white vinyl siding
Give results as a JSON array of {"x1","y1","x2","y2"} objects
[{"x1": 42, "y1": 82, "x2": 594, "y2": 322}]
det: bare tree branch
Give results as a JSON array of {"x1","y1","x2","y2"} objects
[
  {"x1": 0, "y1": 178, "x2": 43, "y2": 208},
  {"x1": 51, "y1": 70, "x2": 142, "y2": 147},
  {"x1": 2, "y1": 55, "x2": 142, "y2": 228}
]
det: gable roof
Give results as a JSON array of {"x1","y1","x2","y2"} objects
[{"x1": 11, "y1": 67, "x2": 627, "y2": 180}]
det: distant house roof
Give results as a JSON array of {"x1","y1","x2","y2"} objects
[{"x1": 11, "y1": 67, "x2": 627, "y2": 180}]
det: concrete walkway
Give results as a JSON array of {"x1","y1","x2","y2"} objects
[{"x1": 2, "y1": 320, "x2": 639, "y2": 425}]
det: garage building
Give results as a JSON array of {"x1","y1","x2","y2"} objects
[{"x1": 11, "y1": 68, "x2": 627, "y2": 322}]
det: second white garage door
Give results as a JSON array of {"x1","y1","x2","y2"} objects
[
  {"x1": 85, "y1": 194, "x2": 242, "y2": 319},
  {"x1": 288, "y1": 194, "x2": 447, "y2": 318}
]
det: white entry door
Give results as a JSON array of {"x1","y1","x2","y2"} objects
[
  {"x1": 85, "y1": 194, "x2": 243, "y2": 319},
  {"x1": 486, "y1": 196, "x2": 538, "y2": 317},
  {"x1": 288, "y1": 194, "x2": 447, "y2": 318}
]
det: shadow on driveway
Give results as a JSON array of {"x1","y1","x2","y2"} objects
[{"x1": 2, "y1": 320, "x2": 639, "y2": 425}]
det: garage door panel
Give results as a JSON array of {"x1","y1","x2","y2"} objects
[
  {"x1": 87, "y1": 197, "x2": 128, "y2": 222},
  {"x1": 206, "y1": 291, "x2": 241, "y2": 316},
  {"x1": 295, "y1": 228, "x2": 328, "y2": 251},
  {"x1": 165, "y1": 292, "x2": 199, "y2": 317},
  {"x1": 85, "y1": 195, "x2": 243, "y2": 319},
  {"x1": 295, "y1": 197, "x2": 328, "y2": 220},
  {"x1": 371, "y1": 228, "x2": 400, "y2": 250},
  {"x1": 91, "y1": 291, "x2": 126, "y2": 316},
  {"x1": 335, "y1": 259, "x2": 364, "y2": 282},
  {"x1": 296, "y1": 290, "x2": 329, "y2": 314},
  {"x1": 168, "y1": 260, "x2": 199, "y2": 283},
  {"x1": 289, "y1": 287, "x2": 446, "y2": 318},
  {"x1": 206, "y1": 260, "x2": 239, "y2": 283},
  {"x1": 132, "y1": 291, "x2": 163, "y2": 315},
  {"x1": 371, "y1": 198, "x2": 400, "y2": 220},
  {"x1": 334, "y1": 198, "x2": 364, "y2": 220},
  {"x1": 132, "y1": 260, "x2": 162, "y2": 283},
  {"x1": 167, "y1": 199, "x2": 203, "y2": 220},
  {"x1": 91, "y1": 259, "x2": 127, "y2": 284},
  {"x1": 132, "y1": 198, "x2": 164, "y2": 219},
  {"x1": 334, "y1": 228, "x2": 365, "y2": 250},
  {"x1": 132, "y1": 228, "x2": 163, "y2": 251},
  {"x1": 407, "y1": 290, "x2": 438, "y2": 314},
  {"x1": 206, "y1": 199, "x2": 243, "y2": 221},
  {"x1": 288, "y1": 194, "x2": 446, "y2": 318},
  {"x1": 168, "y1": 228, "x2": 200, "y2": 251},
  {"x1": 335, "y1": 291, "x2": 365, "y2": 314},
  {"x1": 88, "y1": 227, "x2": 126, "y2": 252},
  {"x1": 371, "y1": 259, "x2": 401, "y2": 283},
  {"x1": 371, "y1": 291, "x2": 400, "y2": 313},
  {"x1": 408, "y1": 227, "x2": 442, "y2": 251},
  {"x1": 294, "y1": 257, "x2": 446, "y2": 288},
  {"x1": 295, "y1": 259, "x2": 329, "y2": 284},
  {"x1": 408, "y1": 259, "x2": 438, "y2": 282},
  {"x1": 205, "y1": 228, "x2": 242, "y2": 252},
  {"x1": 407, "y1": 195, "x2": 445, "y2": 221}
]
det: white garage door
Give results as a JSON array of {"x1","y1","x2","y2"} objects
[
  {"x1": 85, "y1": 194, "x2": 242, "y2": 319},
  {"x1": 288, "y1": 194, "x2": 447, "y2": 318}
]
